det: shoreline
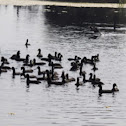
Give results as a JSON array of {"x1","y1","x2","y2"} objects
[{"x1": 0, "y1": 0, "x2": 125, "y2": 8}]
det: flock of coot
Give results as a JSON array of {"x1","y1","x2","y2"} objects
[{"x1": 0, "y1": 39, "x2": 119, "y2": 95}]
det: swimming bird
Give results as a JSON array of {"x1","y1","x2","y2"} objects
[
  {"x1": 93, "y1": 74, "x2": 100, "y2": 82},
  {"x1": 37, "y1": 72, "x2": 47, "y2": 81},
  {"x1": 0, "y1": 66, "x2": 7, "y2": 74},
  {"x1": 21, "y1": 67, "x2": 33, "y2": 74},
  {"x1": 16, "y1": 54, "x2": 29, "y2": 62},
  {"x1": 82, "y1": 73, "x2": 89, "y2": 83},
  {"x1": 91, "y1": 74, "x2": 104, "y2": 86},
  {"x1": 10, "y1": 51, "x2": 20, "y2": 60},
  {"x1": 23, "y1": 60, "x2": 33, "y2": 67},
  {"x1": 1, "y1": 57, "x2": 9, "y2": 64},
  {"x1": 48, "y1": 80, "x2": 65, "y2": 85},
  {"x1": 11, "y1": 52, "x2": 28, "y2": 62},
  {"x1": 47, "y1": 52, "x2": 63, "y2": 61},
  {"x1": 37, "y1": 49, "x2": 43, "y2": 58},
  {"x1": 65, "y1": 73, "x2": 75, "y2": 83},
  {"x1": 88, "y1": 73, "x2": 93, "y2": 82},
  {"x1": 26, "y1": 74, "x2": 41, "y2": 87},
  {"x1": 83, "y1": 57, "x2": 94, "y2": 65},
  {"x1": 93, "y1": 54, "x2": 99, "y2": 62},
  {"x1": 75, "y1": 77, "x2": 83, "y2": 89},
  {"x1": 92, "y1": 80, "x2": 104, "y2": 86},
  {"x1": 70, "y1": 62, "x2": 78, "y2": 71},
  {"x1": 25, "y1": 39, "x2": 30, "y2": 48},
  {"x1": 41, "y1": 57, "x2": 50, "y2": 62},
  {"x1": 46, "y1": 70, "x2": 65, "y2": 85},
  {"x1": 71, "y1": 60, "x2": 81, "y2": 67},
  {"x1": 112, "y1": 83, "x2": 119, "y2": 92},
  {"x1": 49, "y1": 81, "x2": 65, "y2": 85},
  {"x1": 79, "y1": 64, "x2": 86, "y2": 76},
  {"x1": 98, "y1": 83, "x2": 119, "y2": 95},
  {"x1": 56, "y1": 53, "x2": 63, "y2": 61},
  {"x1": 33, "y1": 59, "x2": 46, "y2": 66},
  {"x1": 92, "y1": 63, "x2": 98, "y2": 71},
  {"x1": 23, "y1": 54, "x2": 30, "y2": 64},
  {"x1": 12, "y1": 67, "x2": 21, "y2": 78},
  {"x1": 49, "y1": 65, "x2": 58, "y2": 80},
  {"x1": 21, "y1": 72, "x2": 37, "y2": 79},
  {"x1": 49, "y1": 61, "x2": 63, "y2": 69},
  {"x1": 37, "y1": 66, "x2": 46, "y2": 75},
  {"x1": 1, "y1": 62, "x2": 11, "y2": 70},
  {"x1": 50, "y1": 65, "x2": 59, "y2": 80},
  {"x1": 48, "y1": 52, "x2": 56, "y2": 60},
  {"x1": 68, "y1": 55, "x2": 81, "y2": 61}
]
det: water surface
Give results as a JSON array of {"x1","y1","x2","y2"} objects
[{"x1": 0, "y1": 4, "x2": 126, "y2": 126}]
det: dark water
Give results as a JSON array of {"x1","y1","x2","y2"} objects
[{"x1": 0, "y1": 4, "x2": 126, "y2": 126}]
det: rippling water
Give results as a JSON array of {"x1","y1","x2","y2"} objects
[{"x1": 0, "y1": 4, "x2": 126, "y2": 126}]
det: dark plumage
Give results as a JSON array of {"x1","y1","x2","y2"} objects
[
  {"x1": 65, "y1": 73, "x2": 75, "y2": 83},
  {"x1": 37, "y1": 66, "x2": 45, "y2": 75},
  {"x1": 92, "y1": 63, "x2": 98, "y2": 71},
  {"x1": 37, "y1": 72, "x2": 47, "y2": 81},
  {"x1": 12, "y1": 67, "x2": 21, "y2": 78},
  {"x1": 21, "y1": 67, "x2": 33, "y2": 74},
  {"x1": 82, "y1": 73, "x2": 89, "y2": 83},
  {"x1": 0, "y1": 66, "x2": 7, "y2": 74},
  {"x1": 1, "y1": 62, "x2": 11, "y2": 70},
  {"x1": 49, "y1": 80, "x2": 65, "y2": 85},
  {"x1": 10, "y1": 51, "x2": 20, "y2": 60},
  {"x1": 11, "y1": 52, "x2": 29, "y2": 62},
  {"x1": 26, "y1": 74, "x2": 41, "y2": 87},
  {"x1": 41, "y1": 57, "x2": 50, "y2": 62},
  {"x1": 46, "y1": 70, "x2": 65, "y2": 85},
  {"x1": 98, "y1": 83, "x2": 119, "y2": 95},
  {"x1": 83, "y1": 57, "x2": 94, "y2": 65},
  {"x1": 49, "y1": 62, "x2": 63, "y2": 69},
  {"x1": 37, "y1": 49, "x2": 43, "y2": 58},
  {"x1": 56, "y1": 53, "x2": 63, "y2": 61},
  {"x1": 25, "y1": 39, "x2": 30, "y2": 48},
  {"x1": 33, "y1": 59, "x2": 46, "y2": 66},
  {"x1": 1, "y1": 57, "x2": 9, "y2": 64},
  {"x1": 68, "y1": 55, "x2": 81, "y2": 61},
  {"x1": 21, "y1": 72, "x2": 37, "y2": 79},
  {"x1": 48, "y1": 52, "x2": 63, "y2": 61},
  {"x1": 93, "y1": 54, "x2": 99, "y2": 62},
  {"x1": 79, "y1": 64, "x2": 86, "y2": 76},
  {"x1": 48, "y1": 53, "x2": 56, "y2": 60},
  {"x1": 75, "y1": 77, "x2": 83, "y2": 89},
  {"x1": 70, "y1": 62, "x2": 78, "y2": 71},
  {"x1": 23, "y1": 60, "x2": 33, "y2": 67},
  {"x1": 23, "y1": 54, "x2": 30, "y2": 64},
  {"x1": 89, "y1": 73, "x2": 93, "y2": 82},
  {"x1": 91, "y1": 74, "x2": 104, "y2": 85}
]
